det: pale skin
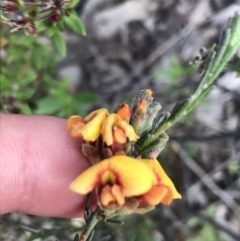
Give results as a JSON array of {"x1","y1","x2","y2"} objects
[{"x1": 0, "y1": 114, "x2": 90, "y2": 218}]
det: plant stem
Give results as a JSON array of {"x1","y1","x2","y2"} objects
[
  {"x1": 164, "y1": 14, "x2": 240, "y2": 132},
  {"x1": 79, "y1": 206, "x2": 102, "y2": 241}
]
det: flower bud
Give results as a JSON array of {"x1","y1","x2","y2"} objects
[
  {"x1": 140, "y1": 132, "x2": 169, "y2": 159},
  {"x1": 132, "y1": 89, "x2": 153, "y2": 108},
  {"x1": 130, "y1": 89, "x2": 154, "y2": 136},
  {"x1": 82, "y1": 144, "x2": 101, "y2": 165},
  {"x1": 151, "y1": 111, "x2": 170, "y2": 136},
  {"x1": 49, "y1": 11, "x2": 62, "y2": 23},
  {"x1": 142, "y1": 102, "x2": 162, "y2": 133}
]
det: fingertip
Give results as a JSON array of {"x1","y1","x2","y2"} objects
[{"x1": 0, "y1": 114, "x2": 90, "y2": 217}]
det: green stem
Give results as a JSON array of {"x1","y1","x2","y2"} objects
[
  {"x1": 79, "y1": 206, "x2": 102, "y2": 241},
  {"x1": 163, "y1": 14, "x2": 240, "y2": 133}
]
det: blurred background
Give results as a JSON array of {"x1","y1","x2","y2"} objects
[{"x1": 1, "y1": 0, "x2": 240, "y2": 240}]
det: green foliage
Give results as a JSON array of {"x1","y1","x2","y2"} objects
[
  {"x1": 187, "y1": 223, "x2": 224, "y2": 241},
  {"x1": 0, "y1": 31, "x2": 55, "y2": 113},
  {"x1": 34, "y1": 78, "x2": 99, "y2": 117},
  {"x1": 2, "y1": 0, "x2": 86, "y2": 57},
  {"x1": 63, "y1": 13, "x2": 86, "y2": 36},
  {"x1": 152, "y1": 13, "x2": 240, "y2": 136},
  {"x1": 52, "y1": 31, "x2": 67, "y2": 57},
  {"x1": 227, "y1": 161, "x2": 240, "y2": 175},
  {"x1": 1, "y1": 27, "x2": 98, "y2": 117}
]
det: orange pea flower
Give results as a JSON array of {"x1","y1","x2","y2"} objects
[
  {"x1": 69, "y1": 156, "x2": 155, "y2": 209},
  {"x1": 101, "y1": 114, "x2": 139, "y2": 146},
  {"x1": 67, "y1": 108, "x2": 109, "y2": 141},
  {"x1": 67, "y1": 108, "x2": 138, "y2": 146},
  {"x1": 141, "y1": 159, "x2": 181, "y2": 205}
]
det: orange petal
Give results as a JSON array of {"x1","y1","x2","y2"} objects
[
  {"x1": 139, "y1": 100, "x2": 147, "y2": 110},
  {"x1": 141, "y1": 159, "x2": 181, "y2": 204},
  {"x1": 100, "y1": 185, "x2": 115, "y2": 207},
  {"x1": 81, "y1": 109, "x2": 109, "y2": 141},
  {"x1": 112, "y1": 184, "x2": 125, "y2": 205},
  {"x1": 70, "y1": 123, "x2": 86, "y2": 137},
  {"x1": 161, "y1": 186, "x2": 175, "y2": 205},
  {"x1": 117, "y1": 103, "x2": 131, "y2": 122},
  {"x1": 100, "y1": 184, "x2": 125, "y2": 207},
  {"x1": 113, "y1": 126, "x2": 127, "y2": 144},
  {"x1": 142, "y1": 186, "x2": 168, "y2": 205},
  {"x1": 67, "y1": 116, "x2": 86, "y2": 137},
  {"x1": 69, "y1": 156, "x2": 155, "y2": 197},
  {"x1": 116, "y1": 117, "x2": 139, "y2": 142},
  {"x1": 67, "y1": 115, "x2": 86, "y2": 130}
]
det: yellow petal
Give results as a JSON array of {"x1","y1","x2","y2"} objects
[
  {"x1": 141, "y1": 159, "x2": 181, "y2": 204},
  {"x1": 109, "y1": 156, "x2": 155, "y2": 197},
  {"x1": 84, "y1": 108, "x2": 109, "y2": 122},
  {"x1": 69, "y1": 156, "x2": 155, "y2": 197},
  {"x1": 116, "y1": 118, "x2": 139, "y2": 142},
  {"x1": 101, "y1": 114, "x2": 117, "y2": 145},
  {"x1": 81, "y1": 109, "x2": 109, "y2": 141},
  {"x1": 101, "y1": 114, "x2": 139, "y2": 146}
]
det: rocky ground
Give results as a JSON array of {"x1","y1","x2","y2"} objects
[{"x1": 1, "y1": 0, "x2": 240, "y2": 240}]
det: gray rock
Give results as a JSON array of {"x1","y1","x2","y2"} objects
[{"x1": 93, "y1": 1, "x2": 147, "y2": 39}]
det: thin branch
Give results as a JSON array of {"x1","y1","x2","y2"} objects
[{"x1": 172, "y1": 142, "x2": 240, "y2": 220}]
